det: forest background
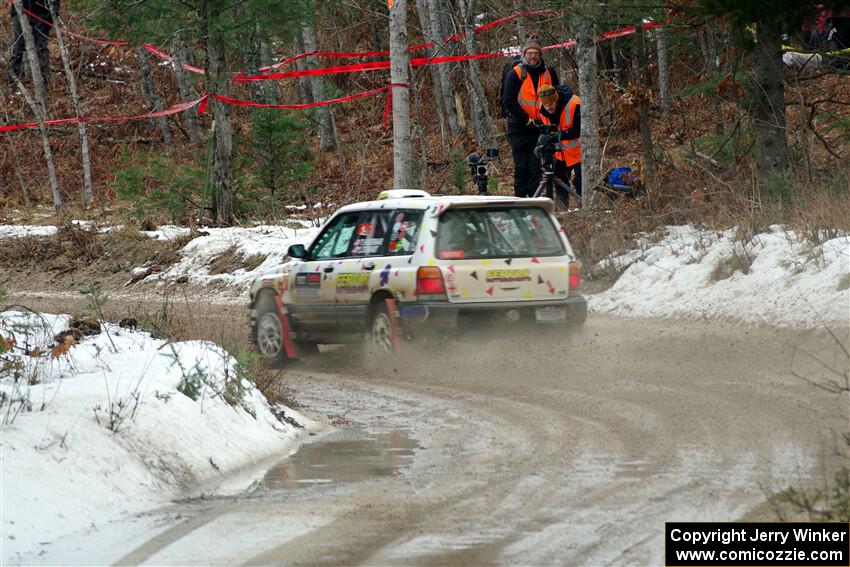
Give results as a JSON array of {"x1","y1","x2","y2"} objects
[{"x1": 1, "y1": 0, "x2": 849, "y2": 264}]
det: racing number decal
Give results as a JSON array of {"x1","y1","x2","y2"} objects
[
  {"x1": 486, "y1": 269, "x2": 531, "y2": 283},
  {"x1": 336, "y1": 273, "x2": 370, "y2": 294}
]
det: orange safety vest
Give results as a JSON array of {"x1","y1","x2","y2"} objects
[
  {"x1": 514, "y1": 64, "x2": 553, "y2": 123},
  {"x1": 541, "y1": 94, "x2": 581, "y2": 166}
]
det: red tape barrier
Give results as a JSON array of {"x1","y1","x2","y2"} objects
[
  {"x1": 198, "y1": 87, "x2": 393, "y2": 114},
  {"x1": 12, "y1": 4, "x2": 555, "y2": 77},
  {"x1": 233, "y1": 21, "x2": 664, "y2": 82},
  {"x1": 0, "y1": 97, "x2": 206, "y2": 133},
  {"x1": 1, "y1": 12, "x2": 666, "y2": 133},
  {"x1": 251, "y1": 10, "x2": 557, "y2": 74}
]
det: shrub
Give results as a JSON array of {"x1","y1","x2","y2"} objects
[{"x1": 112, "y1": 148, "x2": 206, "y2": 224}]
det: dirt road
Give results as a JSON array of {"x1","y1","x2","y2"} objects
[{"x1": 21, "y1": 313, "x2": 850, "y2": 566}]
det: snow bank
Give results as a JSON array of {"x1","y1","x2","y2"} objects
[
  {"x1": 0, "y1": 311, "x2": 314, "y2": 561},
  {"x1": 590, "y1": 225, "x2": 850, "y2": 328}
]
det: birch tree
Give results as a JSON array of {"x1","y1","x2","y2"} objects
[
  {"x1": 171, "y1": 36, "x2": 202, "y2": 143},
  {"x1": 428, "y1": 0, "x2": 460, "y2": 136},
  {"x1": 415, "y1": 0, "x2": 449, "y2": 147},
  {"x1": 655, "y1": 26, "x2": 670, "y2": 116},
  {"x1": 136, "y1": 47, "x2": 174, "y2": 153},
  {"x1": 302, "y1": 20, "x2": 336, "y2": 151},
  {"x1": 574, "y1": 4, "x2": 599, "y2": 208},
  {"x1": 10, "y1": 0, "x2": 61, "y2": 209},
  {"x1": 49, "y1": 2, "x2": 93, "y2": 206},
  {"x1": 459, "y1": 0, "x2": 496, "y2": 148},
  {"x1": 636, "y1": 23, "x2": 655, "y2": 186},
  {"x1": 390, "y1": 0, "x2": 414, "y2": 188}
]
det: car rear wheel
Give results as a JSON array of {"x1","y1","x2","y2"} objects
[
  {"x1": 255, "y1": 296, "x2": 289, "y2": 367},
  {"x1": 370, "y1": 303, "x2": 395, "y2": 355}
]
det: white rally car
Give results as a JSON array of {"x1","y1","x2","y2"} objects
[{"x1": 248, "y1": 190, "x2": 587, "y2": 364}]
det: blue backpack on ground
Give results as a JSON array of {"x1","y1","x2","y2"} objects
[{"x1": 601, "y1": 167, "x2": 644, "y2": 199}]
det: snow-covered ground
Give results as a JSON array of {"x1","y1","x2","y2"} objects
[
  {"x1": 592, "y1": 225, "x2": 849, "y2": 329},
  {"x1": 0, "y1": 221, "x2": 848, "y2": 564},
  {"x1": 0, "y1": 311, "x2": 317, "y2": 562}
]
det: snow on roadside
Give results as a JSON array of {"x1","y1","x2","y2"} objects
[
  {"x1": 146, "y1": 223, "x2": 322, "y2": 288},
  {"x1": 589, "y1": 225, "x2": 850, "y2": 329},
  {"x1": 0, "y1": 310, "x2": 317, "y2": 562}
]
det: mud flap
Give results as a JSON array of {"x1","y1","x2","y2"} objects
[
  {"x1": 273, "y1": 293, "x2": 298, "y2": 359},
  {"x1": 385, "y1": 297, "x2": 401, "y2": 354}
]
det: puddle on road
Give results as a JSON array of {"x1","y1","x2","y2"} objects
[{"x1": 261, "y1": 428, "x2": 419, "y2": 490}]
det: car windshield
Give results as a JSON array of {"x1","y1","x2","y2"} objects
[{"x1": 435, "y1": 207, "x2": 565, "y2": 260}]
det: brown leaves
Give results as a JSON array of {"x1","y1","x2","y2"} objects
[{"x1": 51, "y1": 335, "x2": 77, "y2": 359}]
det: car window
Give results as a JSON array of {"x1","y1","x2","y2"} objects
[
  {"x1": 435, "y1": 207, "x2": 565, "y2": 259},
  {"x1": 310, "y1": 213, "x2": 361, "y2": 260},
  {"x1": 349, "y1": 211, "x2": 392, "y2": 257},
  {"x1": 386, "y1": 210, "x2": 422, "y2": 256}
]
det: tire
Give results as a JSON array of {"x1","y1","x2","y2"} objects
[
  {"x1": 254, "y1": 295, "x2": 289, "y2": 367},
  {"x1": 370, "y1": 302, "x2": 395, "y2": 355}
]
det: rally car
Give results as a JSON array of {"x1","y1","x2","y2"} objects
[{"x1": 248, "y1": 190, "x2": 587, "y2": 364}]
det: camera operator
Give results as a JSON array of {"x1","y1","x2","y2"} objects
[
  {"x1": 6, "y1": 0, "x2": 60, "y2": 89},
  {"x1": 538, "y1": 84, "x2": 581, "y2": 206},
  {"x1": 500, "y1": 34, "x2": 559, "y2": 198}
]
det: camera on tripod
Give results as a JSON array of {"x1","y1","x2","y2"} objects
[
  {"x1": 466, "y1": 147, "x2": 499, "y2": 195},
  {"x1": 533, "y1": 124, "x2": 558, "y2": 173}
]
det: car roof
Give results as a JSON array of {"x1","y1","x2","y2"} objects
[{"x1": 335, "y1": 191, "x2": 554, "y2": 214}]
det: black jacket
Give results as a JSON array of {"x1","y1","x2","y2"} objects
[
  {"x1": 502, "y1": 60, "x2": 559, "y2": 136},
  {"x1": 13, "y1": 0, "x2": 59, "y2": 21},
  {"x1": 540, "y1": 86, "x2": 580, "y2": 141}
]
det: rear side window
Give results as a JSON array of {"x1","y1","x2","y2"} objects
[
  {"x1": 436, "y1": 207, "x2": 565, "y2": 259},
  {"x1": 386, "y1": 210, "x2": 422, "y2": 256}
]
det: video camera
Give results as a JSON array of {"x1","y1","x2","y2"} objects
[
  {"x1": 466, "y1": 147, "x2": 499, "y2": 195},
  {"x1": 533, "y1": 124, "x2": 558, "y2": 173}
]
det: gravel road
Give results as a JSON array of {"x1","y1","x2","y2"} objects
[{"x1": 31, "y1": 312, "x2": 847, "y2": 566}]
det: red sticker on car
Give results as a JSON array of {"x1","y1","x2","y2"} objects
[{"x1": 439, "y1": 250, "x2": 465, "y2": 259}]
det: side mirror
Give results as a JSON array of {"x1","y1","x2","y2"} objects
[{"x1": 287, "y1": 244, "x2": 306, "y2": 259}]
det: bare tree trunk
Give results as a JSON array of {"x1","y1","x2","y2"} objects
[
  {"x1": 636, "y1": 23, "x2": 655, "y2": 186},
  {"x1": 415, "y1": 0, "x2": 448, "y2": 148},
  {"x1": 390, "y1": 0, "x2": 414, "y2": 188},
  {"x1": 3, "y1": 128, "x2": 30, "y2": 206},
  {"x1": 136, "y1": 47, "x2": 174, "y2": 153},
  {"x1": 413, "y1": 86, "x2": 428, "y2": 190},
  {"x1": 171, "y1": 36, "x2": 202, "y2": 143},
  {"x1": 655, "y1": 26, "x2": 670, "y2": 116},
  {"x1": 10, "y1": 0, "x2": 60, "y2": 209},
  {"x1": 302, "y1": 21, "x2": 336, "y2": 151},
  {"x1": 751, "y1": 29, "x2": 788, "y2": 182},
  {"x1": 294, "y1": 34, "x2": 313, "y2": 105},
  {"x1": 575, "y1": 4, "x2": 600, "y2": 208},
  {"x1": 699, "y1": 29, "x2": 724, "y2": 136},
  {"x1": 50, "y1": 3, "x2": 93, "y2": 206},
  {"x1": 258, "y1": 38, "x2": 278, "y2": 104},
  {"x1": 201, "y1": 1, "x2": 234, "y2": 226},
  {"x1": 459, "y1": 0, "x2": 495, "y2": 148},
  {"x1": 428, "y1": 0, "x2": 460, "y2": 136}
]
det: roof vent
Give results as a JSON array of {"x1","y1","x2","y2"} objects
[{"x1": 377, "y1": 189, "x2": 431, "y2": 200}]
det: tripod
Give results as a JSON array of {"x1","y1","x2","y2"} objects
[{"x1": 533, "y1": 159, "x2": 582, "y2": 207}]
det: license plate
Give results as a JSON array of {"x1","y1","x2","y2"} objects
[{"x1": 535, "y1": 306, "x2": 566, "y2": 322}]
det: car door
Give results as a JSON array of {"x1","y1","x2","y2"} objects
[
  {"x1": 333, "y1": 210, "x2": 394, "y2": 332},
  {"x1": 289, "y1": 212, "x2": 360, "y2": 331}
]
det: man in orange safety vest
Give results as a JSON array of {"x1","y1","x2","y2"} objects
[
  {"x1": 538, "y1": 84, "x2": 581, "y2": 207},
  {"x1": 500, "y1": 33, "x2": 560, "y2": 198}
]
